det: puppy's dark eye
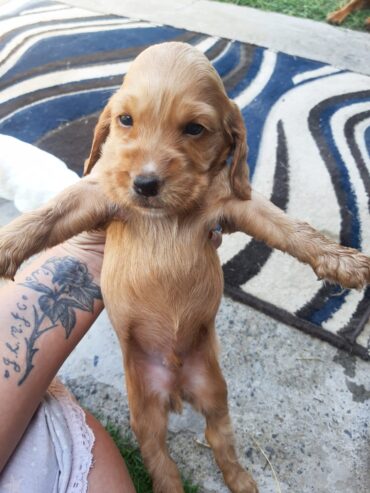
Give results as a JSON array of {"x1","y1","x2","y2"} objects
[
  {"x1": 184, "y1": 123, "x2": 204, "y2": 136},
  {"x1": 119, "y1": 114, "x2": 133, "y2": 127}
]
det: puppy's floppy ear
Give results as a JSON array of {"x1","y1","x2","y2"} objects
[
  {"x1": 84, "y1": 102, "x2": 112, "y2": 175},
  {"x1": 226, "y1": 102, "x2": 251, "y2": 200}
]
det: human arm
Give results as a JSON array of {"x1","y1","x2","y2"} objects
[{"x1": 0, "y1": 232, "x2": 105, "y2": 472}]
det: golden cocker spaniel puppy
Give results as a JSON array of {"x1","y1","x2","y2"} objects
[{"x1": 1, "y1": 42, "x2": 370, "y2": 493}]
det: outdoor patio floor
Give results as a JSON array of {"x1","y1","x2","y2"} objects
[{"x1": 0, "y1": 1, "x2": 369, "y2": 491}]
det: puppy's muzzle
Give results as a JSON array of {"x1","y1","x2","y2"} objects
[{"x1": 133, "y1": 175, "x2": 160, "y2": 197}]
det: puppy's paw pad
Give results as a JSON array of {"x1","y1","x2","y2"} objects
[{"x1": 315, "y1": 249, "x2": 370, "y2": 290}]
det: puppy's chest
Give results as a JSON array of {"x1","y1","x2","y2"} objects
[{"x1": 101, "y1": 218, "x2": 223, "y2": 330}]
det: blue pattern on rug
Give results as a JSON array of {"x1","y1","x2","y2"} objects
[
  {"x1": 0, "y1": 0, "x2": 369, "y2": 359},
  {"x1": 0, "y1": 89, "x2": 114, "y2": 142}
]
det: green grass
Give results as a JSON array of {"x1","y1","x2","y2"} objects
[
  {"x1": 215, "y1": 0, "x2": 369, "y2": 31},
  {"x1": 105, "y1": 422, "x2": 200, "y2": 493}
]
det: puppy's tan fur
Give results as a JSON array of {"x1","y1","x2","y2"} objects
[
  {"x1": 1, "y1": 42, "x2": 370, "y2": 493},
  {"x1": 327, "y1": 0, "x2": 370, "y2": 27}
]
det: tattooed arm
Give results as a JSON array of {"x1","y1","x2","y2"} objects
[{"x1": 0, "y1": 231, "x2": 105, "y2": 472}]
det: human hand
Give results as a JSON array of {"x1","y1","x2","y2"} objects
[
  {"x1": 54, "y1": 230, "x2": 106, "y2": 282},
  {"x1": 58, "y1": 224, "x2": 222, "y2": 268},
  {"x1": 209, "y1": 225, "x2": 223, "y2": 249},
  {"x1": 40, "y1": 224, "x2": 222, "y2": 284}
]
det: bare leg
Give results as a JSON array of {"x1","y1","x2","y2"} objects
[
  {"x1": 182, "y1": 344, "x2": 258, "y2": 493},
  {"x1": 85, "y1": 411, "x2": 136, "y2": 493},
  {"x1": 125, "y1": 354, "x2": 184, "y2": 493},
  {"x1": 223, "y1": 191, "x2": 370, "y2": 289},
  {"x1": 327, "y1": 0, "x2": 366, "y2": 24}
]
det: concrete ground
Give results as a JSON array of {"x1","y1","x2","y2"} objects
[
  {"x1": 64, "y1": 0, "x2": 370, "y2": 76},
  {"x1": 0, "y1": 1, "x2": 370, "y2": 492}
]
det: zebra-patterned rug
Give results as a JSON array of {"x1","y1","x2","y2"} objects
[{"x1": 0, "y1": 0, "x2": 370, "y2": 360}]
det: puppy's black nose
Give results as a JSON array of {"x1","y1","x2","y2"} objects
[{"x1": 133, "y1": 175, "x2": 160, "y2": 197}]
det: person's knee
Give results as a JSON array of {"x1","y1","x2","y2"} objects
[{"x1": 85, "y1": 412, "x2": 136, "y2": 493}]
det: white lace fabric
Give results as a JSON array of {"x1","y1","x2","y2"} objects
[{"x1": 0, "y1": 378, "x2": 95, "y2": 493}]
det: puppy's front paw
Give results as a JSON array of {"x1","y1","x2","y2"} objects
[
  {"x1": 327, "y1": 10, "x2": 347, "y2": 24},
  {"x1": 314, "y1": 248, "x2": 370, "y2": 289},
  {"x1": 0, "y1": 236, "x2": 24, "y2": 280},
  {"x1": 0, "y1": 251, "x2": 19, "y2": 280}
]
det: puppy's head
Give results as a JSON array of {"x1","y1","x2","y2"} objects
[{"x1": 85, "y1": 42, "x2": 250, "y2": 215}]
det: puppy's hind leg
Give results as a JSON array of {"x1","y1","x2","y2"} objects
[
  {"x1": 182, "y1": 339, "x2": 258, "y2": 493},
  {"x1": 125, "y1": 353, "x2": 184, "y2": 493}
]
